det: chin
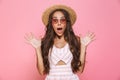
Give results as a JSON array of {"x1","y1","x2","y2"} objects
[
  {"x1": 56, "y1": 33, "x2": 64, "y2": 38},
  {"x1": 57, "y1": 33, "x2": 63, "y2": 36}
]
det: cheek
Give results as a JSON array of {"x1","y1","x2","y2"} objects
[
  {"x1": 63, "y1": 24, "x2": 67, "y2": 29},
  {"x1": 52, "y1": 24, "x2": 57, "y2": 31}
]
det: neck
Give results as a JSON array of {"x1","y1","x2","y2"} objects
[
  {"x1": 56, "y1": 35, "x2": 64, "y2": 39},
  {"x1": 54, "y1": 35, "x2": 66, "y2": 43}
]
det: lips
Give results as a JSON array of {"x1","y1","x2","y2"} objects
[
  {"x1": 56, "y1": 27, "x2": 63, "y2": 34},
  {"x1": 57, "y1": 28, "x2": 62, "y2": 30}
]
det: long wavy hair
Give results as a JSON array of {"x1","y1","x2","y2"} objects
[{"x1": 41, "y1": 9, "x2": 81, "y2": 74}]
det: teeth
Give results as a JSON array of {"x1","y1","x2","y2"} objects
[{"x1": 57, "y1": 28, "x2": 62, "y2": 30}]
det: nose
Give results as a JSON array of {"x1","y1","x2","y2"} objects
[{"x1": 57, "y1": 20, "x2": 61, "y2": 26}]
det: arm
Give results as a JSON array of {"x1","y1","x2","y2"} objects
[
  {"x1": 79, "y1": 43, "x2": 87, "y2": 73},
  {"x1": 35, "y1": 46, "x2": 45, "y2": 75},
  {"x1": 77, "y1": 32, "x2": 95, "y2": 73},
  {"x1": 24, "y1": 32, "x2": 45, "y2": 75},
  {"x1": 76, "y1": 36, "x2": 87, "y2": 73}
]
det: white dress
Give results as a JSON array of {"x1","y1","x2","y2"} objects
[{"x1": 45, "y1": 43, "x2": 80, "y2": 80}]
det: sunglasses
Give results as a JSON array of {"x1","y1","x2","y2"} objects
[{"x1": 52, "y1": 18, "x2": 66, "y2": 24}]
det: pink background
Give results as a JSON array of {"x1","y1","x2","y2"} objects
[{"x1": 0, "y1": 0, "x2": 120, "y2": 80}]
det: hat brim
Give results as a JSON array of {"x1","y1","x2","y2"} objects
[{"x1": 42, "y1": 5, "x2": 77, "y2": 26}]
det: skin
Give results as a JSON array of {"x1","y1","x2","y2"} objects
[
  {"x1": 24, "y1": 11, "x2": 96, "y2": 75},
  {"x1": 52, "y1": 11, "x2": 68, "y2": 65},
  {"x1": 52, "y1": 11, "x2": 66, "y2": 38}
]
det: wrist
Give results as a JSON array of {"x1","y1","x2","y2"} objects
[
  {"x1": 35, "y1": 46, "x2": 40, "y2": 50},
  {"x1": 81, "y1": 44, "x2": 87, "y2": 50}
]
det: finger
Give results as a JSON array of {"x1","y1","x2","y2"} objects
[
  {"x1": 79, "y1": 33, "x2": 82, "y2": 36},
  {"x1": 91, "y1": 38, "x2": 96, "y2": 41},
  {"x1": 24, "y1": 40, "x2": 30, "y2": 44},
  {"x1": 28, "y1": 32, "x2": 35, "y2": 40},
  {"x1": 39, "y1": 35, "x2": 43, "y2": 40},
  {"x1": 30, "y1": 32, "x2": 35, "y2": 39},
  {"x1": 25, "y1": 33, "x2": 30, "y2": 38},
  {"x1": 24, "y1": 34, "x2": 32, "y2": 41},
  {"x1": 87, "y1": 30, "x2": 90, "y2": 34},
  {"x1": 88, "y1": 32, "x2": 94, "y2": 37},
  {"x1": 79, "y1": 34, "x2": 83, "y2": 37},
  {"x1": 90, "y1": 33, "x2": 95, "y2": 39},
  {"x1": 79, "y1": 34, "x2": 83, "y2": 40},
  {"x1": 86, "y1": 31, "x2": 91, "y2": 36},
  {"x1": 29, "y1": 32, "x2": 33, "y2": 39},
  {"x1": 24, "y1": 34, "x2": 30, "y2": 41}
]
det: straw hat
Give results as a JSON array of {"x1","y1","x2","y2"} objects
[{"x1": 42, "y1": 5, "x2": 77, "y2": 26}]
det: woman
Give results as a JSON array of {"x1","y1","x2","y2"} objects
[{"x1": 24, "y1": 5, "x2": 95, "y2": 80}]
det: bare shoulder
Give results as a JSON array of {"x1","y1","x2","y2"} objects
[{"x1": 75, "y1": 35, "x2": 80, "y2": 41}]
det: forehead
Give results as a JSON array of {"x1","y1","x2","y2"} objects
[{"x1": 52, "y1": 11, "x2": 65, "y2": 18}]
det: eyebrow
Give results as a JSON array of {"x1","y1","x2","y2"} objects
[{"x1": 52, "y1": 16, "x2": 65, "y2": 19}]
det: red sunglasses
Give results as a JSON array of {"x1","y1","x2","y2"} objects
[{"x1": 52, "y1": 18, "x2": 66, "y2": 24}]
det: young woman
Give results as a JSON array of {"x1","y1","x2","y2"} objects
[{"x1": 24, "y1": 5, "x2": 95, "y2": 80}]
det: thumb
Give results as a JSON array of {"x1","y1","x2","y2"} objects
[
  {"x1": 79, "y1": 34, "x2": 82, "y2": 37},
  {"x1": 24, "y1": 40, "x2": 30, "y2": 45},
  {"x1": 79, "y1": 34, "x2": 83, "y2": 39},
  {"x1": 38, "y1": 35, "x2": 43, "y2": 40}
]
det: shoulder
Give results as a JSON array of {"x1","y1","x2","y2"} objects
[{"x1": 75, "y1": 35, "x2": 80, "y2": 41}]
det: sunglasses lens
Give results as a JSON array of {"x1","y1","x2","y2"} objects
[
  {"x1": 60, "y1": 19, "x2": 66, "y2": 23},
  {"x1": 52, "y1": 18, "x2": 66, "y2": 24},
  {"x1": 52, "y1": 19, "x2": 58, "y2": 23}
]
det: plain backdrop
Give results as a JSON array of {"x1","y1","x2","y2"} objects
[{"x1": 0, "y1": 0, "x2": 120, "y2": 80}]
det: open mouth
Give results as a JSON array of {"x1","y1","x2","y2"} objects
[
  {"x1": 56, "y1": 27, "x2": 63, "y2": 34},
  {"x1": 57, "y1": 28, "x2": 63, "y2": 30}
]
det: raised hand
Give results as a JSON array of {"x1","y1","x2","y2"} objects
[
  {"x1": 80, "y1": 31, "x2": 96, "y2": 46},
  {"x1": 24, "y1": 32, "x2": 42, "y2": 48}
]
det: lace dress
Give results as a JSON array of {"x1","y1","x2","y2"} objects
[{"x1": 45, "y1": 43, "x2": 80, "y2": 80}]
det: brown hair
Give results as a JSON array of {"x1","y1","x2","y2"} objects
[{"x1": 41, "y1": 9, "x2": 81, "y2": 74}]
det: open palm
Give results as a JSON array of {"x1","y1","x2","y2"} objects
[
  {"x1": 80, "y1": 31, "x2": 96, "y2": 46},
  {"x1": 24, "y1": 32, "x2": 42, "y2": 48}
]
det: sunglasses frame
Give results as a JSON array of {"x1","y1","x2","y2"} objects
[{"x1": 52, "y1": 18, "x2": 66, "y2": 24}]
